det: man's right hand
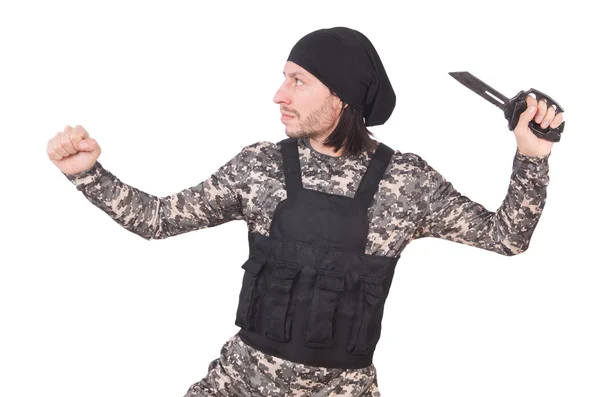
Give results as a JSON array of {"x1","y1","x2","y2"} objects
[{"x1": 47, "y1": 125, "x2": 102, "y2": 175}]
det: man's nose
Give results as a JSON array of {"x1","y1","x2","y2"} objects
[{"x1": 273, "y1": 83, "x2": 290, "y2": 105}]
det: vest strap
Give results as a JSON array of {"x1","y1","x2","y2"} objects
[
  {"x1": 280, "y1": 138, "x2": 302, "y2": 199},
  {"x1": 354, "y1": 143, "x2": 394, "y2": 210}
]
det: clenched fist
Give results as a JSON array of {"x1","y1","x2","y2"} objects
[
  {"x1": 47, "y1": 125, "x2": 101, "y2": 175},
  {"x1": 513, "y1": 94, "x2": 564, "y2": 157}
]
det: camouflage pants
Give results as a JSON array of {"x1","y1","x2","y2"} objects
[{"x1": 183, "y1": 333, "x2": 381, "y2": 397}]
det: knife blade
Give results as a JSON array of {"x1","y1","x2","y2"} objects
[{"x1": 449, "y1": 71, "x2": 565, "y2": 142}]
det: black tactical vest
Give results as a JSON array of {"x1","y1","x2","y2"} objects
[{"x1": 235, "y1": 137, "x2": 399, "y2": 369}]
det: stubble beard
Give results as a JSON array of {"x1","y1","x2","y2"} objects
[{"x1": 285, "y1": 97, "x2": 337, "y2": 141}]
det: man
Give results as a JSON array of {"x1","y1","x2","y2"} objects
[{"x1": 47, "y1": 27, "x2": 563, "y2": 396}]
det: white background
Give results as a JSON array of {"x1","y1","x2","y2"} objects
[{"x1": 1, "y1": 0, "x2": 598, "y2": 396}]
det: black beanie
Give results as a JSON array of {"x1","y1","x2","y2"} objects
[{"x1": 287, "y1": 26, "x2": 396, "y2": 127}]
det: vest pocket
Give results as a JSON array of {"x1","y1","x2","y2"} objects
[
  {"x1": 348, "y1": 276, "x2": 386, "y2": 355},
  {"x1": 235, "y1": 256, "x2": 267, "y2": 331},
  {"x1": 265, "y1": 261, "x2": 303, "y2": 342},
  {"x1": 305, "y1": 269, "x2": 345, "y2": 348}
]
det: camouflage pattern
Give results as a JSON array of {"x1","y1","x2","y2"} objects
[
  {"x1": 64, "y1": 136, "x2": 550, "y2": 257},
  {"x1": 182, "y1": 333, "x2": 380, "y2": 397},
  {"x1": 63, "y1": 136, "x2": 550, "y2": 395}
]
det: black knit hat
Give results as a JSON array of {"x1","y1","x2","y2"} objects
[{"x1": 287, "y1": 27, "x2": 396, "y2": 127}]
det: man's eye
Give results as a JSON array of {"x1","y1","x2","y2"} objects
[{"x1": 295, "y1": 78, "x2": 304, "y2": 85}]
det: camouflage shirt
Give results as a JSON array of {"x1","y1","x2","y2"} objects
[
  {"x1": 63, "y1": 137, "x2": 550, "y2": 257},
  {"x1": 63, "y1": 136, "x2": 550, "y2": 395}
]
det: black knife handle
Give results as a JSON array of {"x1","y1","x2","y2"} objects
[{"x1": 505, "y1": 88, "x2": 565, "y2": 142}]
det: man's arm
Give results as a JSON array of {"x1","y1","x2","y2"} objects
[
  {"x1": 412, "y1": 148, "x2": 551, "y2": 255},
  {"x1": 63, "y1": 147, "x2": 248, "y2": 240}
]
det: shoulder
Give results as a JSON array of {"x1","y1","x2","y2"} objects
[
  {"x1": 376, "y1": 148, "x2": 452, "y2": 202},
  {"x1": 381, "y1": 146, "x2": 449, "y2": 191},
  {"x1": 227, "y1": 141, "x2": 283, "y2": 171},
  {"x1": 386, "y1": 147, "x2": 433, "y2": 174},
  {"x1": 231, "y1": 140, "x2": 280, "y2": 161},
  {"x1": 241, "y1": 140, "x2": 277, "y2": 153}
]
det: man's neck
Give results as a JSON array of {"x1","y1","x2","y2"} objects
[{"x1": 308, "y1": 137, "x2": 345, "y2": 158}]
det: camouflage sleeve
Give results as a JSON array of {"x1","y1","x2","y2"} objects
[
  {"x1": 62, "y1": 149, "x2": 247, "y2": 240},
  {"x1": 413, "y1": 148, "x2": 551, "y2": 256}
]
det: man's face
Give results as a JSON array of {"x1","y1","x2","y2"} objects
[{"x1": 273, "y1": 61, "x2": 344, "y2": 140}]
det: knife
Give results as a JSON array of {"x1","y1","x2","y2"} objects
[{"x1": 449, "y1": 71, "x2": 565, "y2": 142}]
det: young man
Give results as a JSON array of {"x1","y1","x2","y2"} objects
[{"x1": 48, "y1": 27, "x2": 563, "y2": 397}]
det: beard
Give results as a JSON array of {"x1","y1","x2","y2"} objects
[
  {"x1": 284, "y1": 97, "x2": 338, "y2": 140},
  {"x1": 284, "y1": 128, "x2": 322, "y2": 140}
]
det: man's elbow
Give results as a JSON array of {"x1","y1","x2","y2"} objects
[{"x1": 502, "y1": 244, "x2": 528, "y2": 256}]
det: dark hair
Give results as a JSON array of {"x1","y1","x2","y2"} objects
[{"x1": 322, "y1": 92, "x2": 378, "y2": 156}]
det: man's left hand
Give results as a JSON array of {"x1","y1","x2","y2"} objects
[{"x1": 513, "y1": 94, "x2": 564, "y2": 157}]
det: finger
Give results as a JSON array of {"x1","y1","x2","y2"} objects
[
  {"x1": 83, "y1": 137, "x2": 101, "y2": 154},
  {"x1": 540, "y1": 106, "x2": 556, "y2": 129},
  {"x1": 525, "y1": 94, "x2": 537, "y2": 109},
  {"x1": 550, "y1": 111, "x2": 564, "y2": 129},
  {"x1": 72, "y1": 125, "x2": 91, "y2": 150},
  {"x1": 69, "y1": 126, "x2": 84, "y2": 150},
  {"x1": 60, "y1": 130, "x2": 78, "y2": 155},
  {"x1": 515, "y1": 101, "x2": 538, "y2": 133},
  {"x1": 52, "y1": 131, "x2": 70, "y2": 157},
  {"x1": 535, "y1": 98, "x2": 548, "y2": 124},
  {"x1": 47, "y1": 139, "x2": 63, "y2": 161},
  {"x1": 72, "y1": 125, "x2": 90, "y2": 140}
]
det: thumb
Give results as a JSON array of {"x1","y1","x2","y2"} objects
[{"x1": 78, "y1": 138, "x2": 98, "y2": 152}]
